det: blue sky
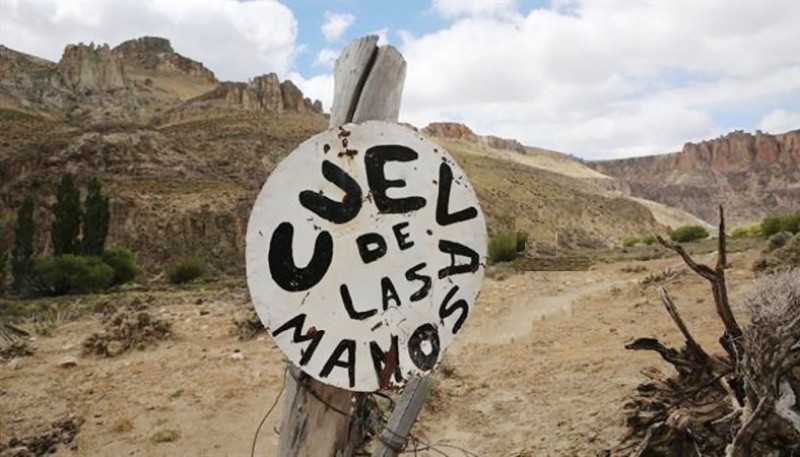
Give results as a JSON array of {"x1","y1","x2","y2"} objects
[{"x1": 2, "y1": 0, "x2": 800, "y2": 159}]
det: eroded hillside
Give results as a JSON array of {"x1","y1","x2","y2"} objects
[{"x1": 591, "y1": 129, "x2": 800, "y2": 225}]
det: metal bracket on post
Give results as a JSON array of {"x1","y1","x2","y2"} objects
[{"x1": 372, "y1": 377, "x2": 434, "y2": 457}]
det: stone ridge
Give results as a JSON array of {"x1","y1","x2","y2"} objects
[
  {"x1": 189, "y1": 73, "x2": 323, "y2": 114},
  {"x1": 0, "y1": 36, "x2": 324, "y2": 119},
  {"x1": 422, "y1": 122, "x2": 526, "y2": 153},
  {"x1": 59, "y1": 43, "x2": 126, "y2": 92},
  {"x1": 589, "y1": 129, "x2": 800, "y2": 224},
  {"x1": 112, "y1": 36, "x2": 217, "y2": 84}
]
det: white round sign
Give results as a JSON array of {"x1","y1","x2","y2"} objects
[{"x1": 246, "y1": 121, "x2": 487, "y2": 392}]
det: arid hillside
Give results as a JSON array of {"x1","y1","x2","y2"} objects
[
  {"x1": 0, "y1": 36, "x2": 705, "y2": 277},
  {"x1": 591, "y1": 129, "x2": 800, "y2": 225}
]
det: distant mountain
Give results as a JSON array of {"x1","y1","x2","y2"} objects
[
  {"x1": 0, "y1": 36, "x2": 323, "y2": 124},
  {"x1": 590, "y1": 129, "x2": 800, "y2": 225}
]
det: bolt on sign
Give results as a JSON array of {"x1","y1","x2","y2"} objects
[{"x1": 246, "y1": 121, "x2": 487, "y2": 392}]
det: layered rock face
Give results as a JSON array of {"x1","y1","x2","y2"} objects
[
  {"x1": 591, "y1": 129, "x2": 800, "y2": 224},
  {"x1": 423, "y1": 122, "x2": 526, "y2": 153},
  {"x1": 58, "y1": 43, "x2": 126, "y2": 92},
  {"x1": 0, "y1": 36, "x2": 323, "y2": 121},
  {"x1": 187, "y1": 73, "x2": 323, "y2": 114},
  {"x1": 112, "y1": 37, "x2": 217, "y2": 83}
]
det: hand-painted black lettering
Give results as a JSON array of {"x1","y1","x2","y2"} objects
[
  {"x1": 436, "y1": 162, "x2": 478, "y2": 226},
  {"x1": 405, "y1": 262, "x2": 431, "y2": 302},
  {"x1": 407, "y1": 324, "x2": 440, "y2": 371},
  {"x1": 392, "y1": 222, "x2": 414, "y2": 250},
  {"x1": 269, "y1": 222, "x2": 333, "y2": 292},
  {"x1": 380, "y1": 277, "x2": 401, "y2": 311},
  {"x1": 271, "y1": 313, "x2": 325, "y2": 366},
  {"x1": 439, "y1": 285, "x2": 469, "y2": 334},
  {"x1": 370, "y1": 335, "x2": 404, "y2": 387},
  {"x1": 438, "y1": 239, "x2": 479, "y2": 279},
  {"x1": 320, "y1": 339, "x2": 356, "y2": 388},
  {"x1": 299, "y1": 160, "x2": 362, "y2": 224},
  {"x1": 356, "y1": 232, "x2": 387, "y2": 264},
  {"x1": 365, "y1": 145, "x2": 426, "y2": 214},
  {"x1": 340, "y1": 284, "x2": 378, "y2": 320}
]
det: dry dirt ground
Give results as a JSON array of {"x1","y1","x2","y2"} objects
[{"x1": 1, "y1": 250, "x2": 761, "y2": 456}]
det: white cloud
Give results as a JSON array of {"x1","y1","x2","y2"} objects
[
  {"x1": 373, "y1": 28, "x2": 389, "y2": 46},
  {"x1": 289, "y1": 72, "x2": 334, "y2": 114},
  {"x1": 314, "y1": 48, "x2": 339, "y2": 68},
  {"x1": 759, "y1": 109, "x2": 800, "y2": 134},
  {"x1": 321, "y1": 11, "x2": 354, "y2": 42},
  {"x1": 0, "y1": 0, "x2": 298, "y2": 81},
  {"x1": 431, "y1": 0, "x2": 517, "y2": 18},
  {"x1": 398, "y1": 0, "x2": 800, "y2": 158}
]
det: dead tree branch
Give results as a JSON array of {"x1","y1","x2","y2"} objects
[{"x1": 656, "y1": 205, "x2": 742, "y2": 361}]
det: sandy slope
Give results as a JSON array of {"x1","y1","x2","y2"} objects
[{"x1": 0, "y1": 251, "x2": 759, "y2": 456}]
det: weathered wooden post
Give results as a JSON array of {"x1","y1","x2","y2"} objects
[
  {"x1": 278, "y1": 35, "x2": 405, "y2": 457},
  {"x1": 245, "y1": 35, "x2": 487, "y2": 456}
]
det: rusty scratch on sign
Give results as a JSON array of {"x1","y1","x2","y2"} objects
[{"x1": 378, "y1": 345, "x2": 399, "y2": 390}]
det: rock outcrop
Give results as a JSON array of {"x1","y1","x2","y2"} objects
[
  {"x1": 0, "y1": 37, "x2": 323, "y2": 121},
  {"x1": 112, "y1": 37, "x2": 217, "y2": 83},
  {"x1": 422, "y1": 122, "x2": 525, "y2": 153},
  {"x1": 58, "y1": 43, "x2": 126, "y2": 92},
  {"x1": 591, "y1": 129, "x2": 800, "y2": 224},
  {"x1": 185, "y1": 73, "x2": 323, "y2": 114}
]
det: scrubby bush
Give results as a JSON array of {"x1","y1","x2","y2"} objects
[
  {"x1": 767, "y1": 231, "x2": 792, "y2": 252},
  {"x1": 641, "y1": 235, "x2": 657, "y2": 246},
  {"x1": 488, "y1": 231, "x2": 518, "y2": 264},
  {"x1": 779, "y1": 213, "x2": 800, "y2": 234},
  {"x1": 621, "y1": 235, "x2": 640, "y2": 247},
  {"x1": 670, "y1": 225, "x2": 709, "y2": 243},
  {"x1": 167, "y1": 256, "x2": 205, "y2": 284},
  {"x1": 102, "y1": 248, "x2": 139, "y2": 285},
  {"x1": 83, "y1": 309, "x2": 172, "y2": 357},
  {"x1": 731, "y1": 223, "x2": 762, "y2": 239},
  {"x1": 762, "y1": 216, "x2": 782, "y2": 238},
  {"x1": 755, "y1": 233, "x2": 800, "y2": 273},
  {"x1": 32, "y1": 255, "x2": 114, "y2": 296}
]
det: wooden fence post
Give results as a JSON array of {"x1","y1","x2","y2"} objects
[{"x1": 277, "y1": 35, "x2": 410, "y2": 457}]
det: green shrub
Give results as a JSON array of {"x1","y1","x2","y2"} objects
[
  {"x1": 670, "y1": 225, "x2": 710, "y2": 243},
  {"x1": 755, "y1": 233, "x2": 800, "y2": 272},
  {"x1": 167, "y1": 256, "x2": 205, "y2": 284},
  {"x1": 767, "y1": 231, "x2": 792, "y2": 252},
  {"x1": 102, "y1": 248, "x2": 139, "y2": 285},
  {"x1": 641, "y1": 235, "x2": 657, "y2": 246},
  {"x1": 621, "y1": 235, "x2": 640, "y2": 247},
  {"x1": 762, "y1": 216, "x2": 784, "y2": 238},
  {"x1": 731, "y1": 223, "x2": 762, "y2": 239},
  {"x1": 515, "y1": 231, "x2": 528, "y2": 253},
  {"x1": 32, "y1": 255, "x2": 114, "y2": 296},
  {"x1": 779, "y1": 213, "x2": 800, "y2": 234},
  {"x1": 488, "y1": 231, "x2": 518, "y2": 264}
]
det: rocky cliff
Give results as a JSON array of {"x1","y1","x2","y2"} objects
[
  {"x1": 181, "y1": 74, "x2": 323, "y2": 115},
  {"x1": 423, "y1": 122, "x2": 526, "y2": 153},
  {"x1": 59, "y1": 43, "x2": 127, "y2": 92},
  {"x1": 0, "y1": 37, "x2": 322, "y2": 123},
  {"x1": 591, "y1": 129, "x2": 800, "y2": 224},
  {"x1": 112, "y1": 36, "x2": 217, "y2": 83}
]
